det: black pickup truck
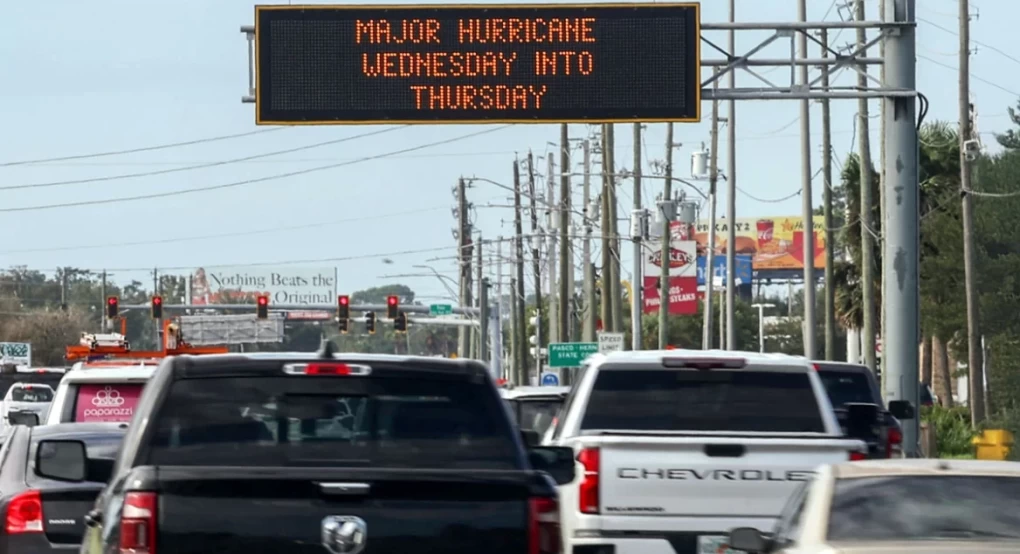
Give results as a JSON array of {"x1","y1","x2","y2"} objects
[
  {"x1": 38, "y1": 345, "x2": 574, "y2": 554},
  {"x1": 813, "y1": 361, "x2": 916, "y2": 458}
]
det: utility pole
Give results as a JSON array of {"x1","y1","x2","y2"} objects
[
  {"x1": 456, "y1": 178, "x2": 471, "y2": 358},
  {"x1": 632, "y1": 123, "x2": 643, "y2": 350},
  {"x1": 725, "y1": 0, "x2": 737, "y2": 350},
  {"x1": 479, "y1": 277, "x2": 490, "y2": 364},
  {"x1": 606, "y1": 124, "x2": 624, "y2": 332},
  {"x1": 600, "y1": 127, "x2": 613, "y2": 332},
  {"x1": 582, "y1": 139, "x2": 597, "y2": 342},
  {"x1": 559, "y1": 124, "x2": 571, "y2": 344},
  {"x1": 659, "y1": 123, "x2": 674, "y2": 349},
  {"x1": 100, "y1": 270, "x2": 107, "y2": 330},
  {"x1": 879, "y1": 0, "x2": 889, "y2": 380},
  {"x1": 495, "y1": 237, "x2": 505, "y2": 377},
  {"x1": 547, "y1": 152, "x2": 559, "y2": 344},
  {"x1": 959, "y1": 0, "x2": 984, "y2": 424},
  {"x1": 857, "y1": 0, "x2": 877, "y2": 372},
  {"x1": 60, "y1": 267, "x2": 69, "y2": 312},
  {"x1": 509, "y1": 276, "x2": 521, "y2": 383},
  {"x1": 798, "y1": 0, "x2": 816, "y2": 359},
  {"x1": 475, "y1": 234, "x2": 484, "y2": 359},
  {"x1": 526, "y1": 152, "x2": 544, "y2": 368},
  {"x1": 883, "y1": 0, "x2": 920, "y2": 456},
  {"x1": 512, "y1": 161, "x2": 529, "y2": 380},
  {"x1": 821, "y1": 29, "x2": 836, "y2": 361},
  {"x1": 703, "y1": 71, "x2": 721, "y2": 350}
]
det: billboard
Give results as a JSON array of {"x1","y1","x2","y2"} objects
[
  {"x1": 190, "y1": 267, "x2": 337, "y2": 305},
  {"x1": 643, "y1": 276, "x2": 698, "y2": 315},
  {"x1": 694, "y1": 216, "x2": 826, "y2": 271},
  {"x1": 697, "y1": 254, "x2": 753, "y2": 286},
  {"x1": 253, "y1": 3, "x2": 701, "y2": 124},
  {"x1": 642, "y1": 226, "x2": 697, "y2": 315}
]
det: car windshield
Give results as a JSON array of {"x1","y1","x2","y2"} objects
[
  {"x1": 817, "y1": 370, "x2": 874, "y2": 408},
  {"x1": 581, "y1": 369, "x2": 825, "y2": 433},
  {"x1": 10, "y1": 387, "x2": 53, "y2": 402},
  {"x1": 827, "y1": 475, "x2": 1020, "y2": 541}
]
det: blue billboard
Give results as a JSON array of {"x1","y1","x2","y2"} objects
[{"x1": 697, "y1": 255, "x2": 754, "y2": 286}]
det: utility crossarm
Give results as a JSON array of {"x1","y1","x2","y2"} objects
[{"x1": 118, "y1": 303, "x2": 481, "y2": 316}]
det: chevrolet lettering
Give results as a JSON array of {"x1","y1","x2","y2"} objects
[{"x1": 618, "y1": 468, "x2": 816, "y2": 482}]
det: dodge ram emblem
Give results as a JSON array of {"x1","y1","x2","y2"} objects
[{"x1": 321, "y1": 515, "x2": 367, "y2": 554}]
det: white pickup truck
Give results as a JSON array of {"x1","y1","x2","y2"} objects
[{"x1": 543, "y1": 349, "x2": 869, "y2": 554}]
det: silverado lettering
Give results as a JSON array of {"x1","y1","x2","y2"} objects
[{"x1": 617, "y1": 468, "x2": 815, "y2": 481}]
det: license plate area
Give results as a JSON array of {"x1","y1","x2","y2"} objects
[{"x1": 697, "y1": 535, "x2": 740, "y2": 554}]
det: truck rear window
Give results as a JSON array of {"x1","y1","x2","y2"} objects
[
  {"x1": 581, "y1": 370, "x2": 825, "y2": 433},
  {"x1": 10, "y1": 387, "x2": 53, "y2": 402},
  {"x1": 74, "y1": 383, "x2": 144, "y2": 423},
  {"x1": 817, "y1": 370, "x2": 875, "y2": 408},
  {"x1": 146, "y1": 375, "x2": 520, "y2": 469}
]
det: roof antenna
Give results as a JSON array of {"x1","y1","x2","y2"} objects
[{"x1": 317, "y1": 338, "x2": 339, "y2": 359}]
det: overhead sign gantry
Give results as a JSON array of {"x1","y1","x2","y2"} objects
[{"x1": 247, "y1": 3, "x2": 701, "y2": 124}]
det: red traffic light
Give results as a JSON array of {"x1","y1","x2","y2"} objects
[
  {"x1": 152, "y1": 296, "x2": 162, "y2": 306},
  {"x1": 107, "y1": 297, "x2": 117, "y2": 306},
  {"x1": 339, "y1": 296, "x2": 349, "y2": 306},
  {"x1": 387, "y1": 296, "x2": 397, "y2": 306},
  {"x1": 257, "y1": 295, "x2": 268, "y2": 306}
]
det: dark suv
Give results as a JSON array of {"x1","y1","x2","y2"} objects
[{"x1": 813, "y1": 362, "x2": 915, "y2": 458}]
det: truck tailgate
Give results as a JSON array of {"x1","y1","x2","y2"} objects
[
  {"x1": 592, "y1": 435, "x2": 857, "y2": 520},
  {"x1": 154, "y1": 467, "x2": 538, "y2": 554}
]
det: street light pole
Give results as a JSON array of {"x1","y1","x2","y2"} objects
[{"x1": 751, "y1": 303, "x2": 776, "y2": 353}]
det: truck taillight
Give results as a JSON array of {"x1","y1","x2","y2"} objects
[
  {"x1": 5, "y1": 490, "x2": 43, "y2": 534},
  {"x1": 120, "y1": 492, "x2": 157, "y2": 554},
  {"x1": 849, "y1": 451, "x2": 868, "y2": 461},
  {"x1": 578, "y1": 447, "x2": 600, "y2": 514},
  {"x1": 528, "y1": 497, "x2": 561, "y2": 554},
  {"x1": 886, "y1": 427, "x2": 903, "y2": 458}
]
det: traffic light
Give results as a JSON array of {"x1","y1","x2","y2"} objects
[
  {"x1": 386, "y1": 295, "x2": 399, "y2": 319},
  {"x1": 338, "y1": 318, "x2": 349, "y2": 334},
  {"x1": 365, "y1": 312, "x2": 376, "y2": 334},
  {"x1": 394, "y1": 312, "x2": 407, "y2": 333},
  {"x1": 151, "y1": 296, "x2": 163, "y2": 319},
  {"x1": 337, "y1": 295, "x2": 350, "y2": 320},
  {"x1": 256, "y1": 294, "x2": 269, "y2": 319},
  {"x1": 106, "y1": 296, "x2": 119, "y2": 319}
]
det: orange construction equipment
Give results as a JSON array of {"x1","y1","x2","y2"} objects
[{"x1": 65, "y1": 319, "x2": 228, "y2": 363}]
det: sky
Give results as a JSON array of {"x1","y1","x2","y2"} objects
[{"x1": 1, "y1": 0, "x2": 1017, "y2": 306}]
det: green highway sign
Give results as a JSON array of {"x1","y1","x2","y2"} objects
[
  {"x1": 429, "y1": 304, "x2": 453, "y2": 316},
  {"x1": 548, "y1": 342, "x2": 598, "y2": 368}
]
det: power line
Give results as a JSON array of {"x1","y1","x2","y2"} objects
[
  {"x1": 918, "y1": 54, "x2": 1020, "y2": 97},
  {"x1": 0, "y1": 126, "x2": 409, "y2": 191},
  {"x1": 20, "y1": 150, "x2": 518, "y2": 167},
  {"x1": 0, "y1": 206, "x2": 448, "y2": 255},
  {"x1": 0, "y1": 126, "x2": 511, "y2": 214},
  {"x1": 918, "y1": 16, "x2": 1020, "y2": 68},
  {"x1": 0, "y1": 127, "x2": 290, "y2": 167}
]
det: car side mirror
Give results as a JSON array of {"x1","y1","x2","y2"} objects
[
  {"x1": 888, "y1": 400, "x2": 915, "y2": 420},
  {"x1": 7, "y1": 412, "x2": 39, "y2": 427},
  {"x1": 844, "y1": 402, "x2": 881, "y2": 440},
  {"x1": 727, "y1": 527, "x2": 769, "y2": 553},
  {"x1": 35, "y1": 439, "x2": 87, "y2": 482},
  {"x1": 528, "y1": 446, "x2": 575, "y2": 486},
  {"x1": 521, "y1": 429, "x2": 541, "y2": 447}
]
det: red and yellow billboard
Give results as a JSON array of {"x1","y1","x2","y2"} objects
[{"x1": 694, "y1": 216, "x2": 826, "y2": 271}]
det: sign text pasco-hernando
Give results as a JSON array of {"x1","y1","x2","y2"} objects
[
  {"x1": 254, "y1": 4, "x2": 700, "y2": 124},
  {"x1": 190, "y1": 267, "x2": 337, "y2": 305}
]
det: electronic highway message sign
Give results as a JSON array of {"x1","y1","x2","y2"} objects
[{"x1": 253, "y1": 3, "x2": 701, "y2": 125}]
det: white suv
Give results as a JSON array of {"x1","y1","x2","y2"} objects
[{"x1": 44, "y1": 360, "x2": 157, "y2": 425}]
